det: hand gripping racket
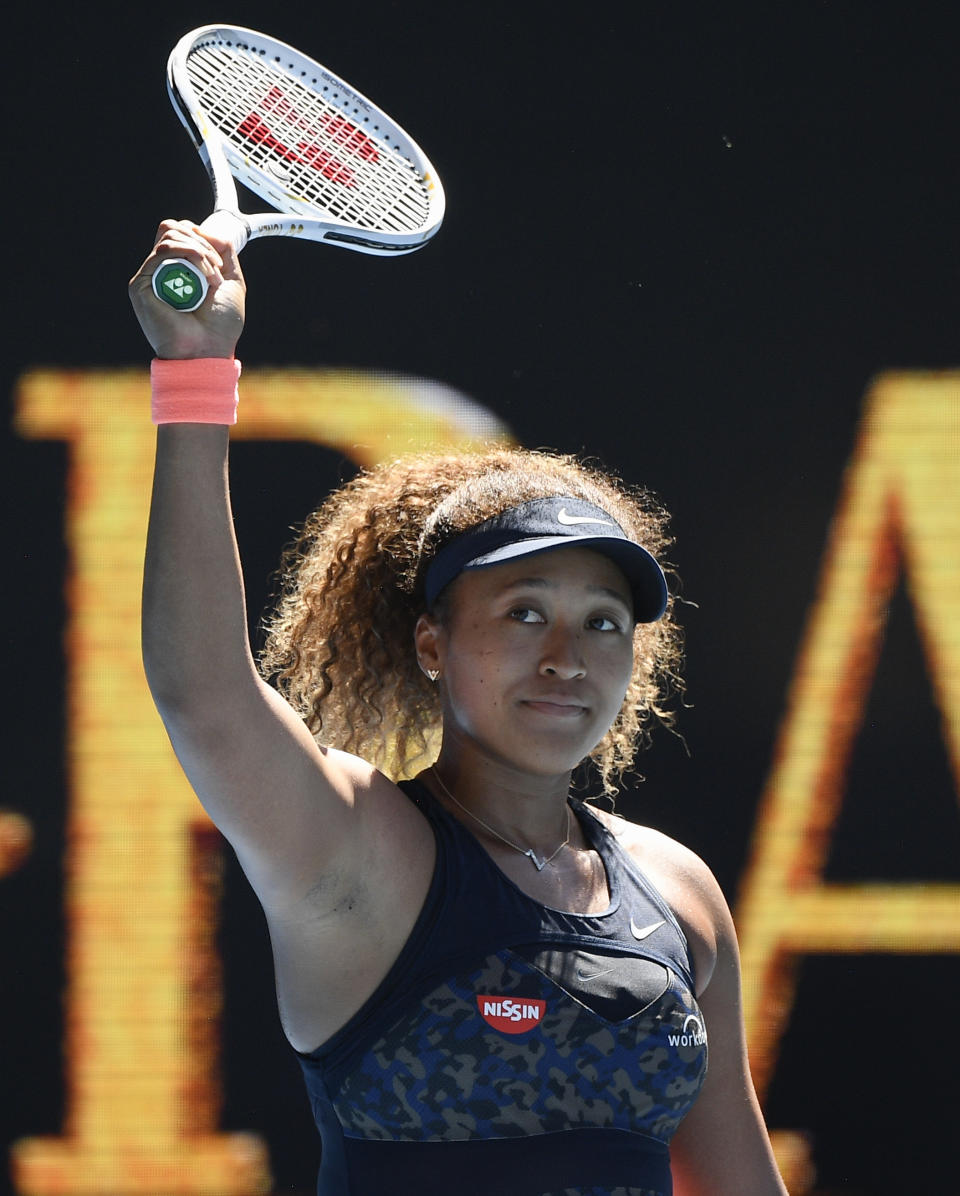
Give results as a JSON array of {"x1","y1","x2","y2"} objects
[{"x1": 151, "y1": 25, "x2": 445, "y2": 312}]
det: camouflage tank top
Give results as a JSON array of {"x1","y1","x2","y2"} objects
[{"x1": 295, "y1": 778, "x2": 708, "y2": 1195}]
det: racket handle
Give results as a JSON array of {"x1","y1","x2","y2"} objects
[
  {"x1": 151, "y1": 211, "x2": 250, "y2": 313},
  {"x1": 152, "y1": 258, "x2": 209, "y2": 312}
]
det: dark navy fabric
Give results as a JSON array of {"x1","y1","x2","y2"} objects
[{"x1": 295, "y1": 778, "x2": 708, "y2": 1195}]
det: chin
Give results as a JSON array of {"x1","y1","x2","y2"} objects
[{"x1": 503, "y1": 738, "x2": 601, "y2": 778}]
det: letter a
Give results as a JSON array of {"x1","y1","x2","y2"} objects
[{"x1": 734, "y1": 372, "x2": 960, "y2": 1187}]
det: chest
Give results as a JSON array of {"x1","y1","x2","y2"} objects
[
  {"x1": 484, "y1": 839, "x2": 612, "y2": 914},
  {"x1": 321, "y1": 942, "x2": 708, "y2": 1145}
]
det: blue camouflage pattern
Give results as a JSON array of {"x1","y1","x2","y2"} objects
[{"x1": 335, "y1": 947, "x2": 706, "y2": 1143}]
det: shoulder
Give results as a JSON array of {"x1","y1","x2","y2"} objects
[
  {"x1": 590, "y1": 805, "x2": 734, "y2": 996},
  {"x1": 590, "y1": 804, "x2": 727, "y2": 914},
  {"x1": 321, "y1": 747, "x2": 435, "y2": 857}
]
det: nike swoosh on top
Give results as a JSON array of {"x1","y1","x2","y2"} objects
[
  {"x1": 630, "y1": 917, "x2": 665, "y2": 941},
  {"x1": 575, "y1": 967, "x2": 615, "y2": 983},
  {"x1": 556, "y1": 508, "x2": 616, "y2": 527}
]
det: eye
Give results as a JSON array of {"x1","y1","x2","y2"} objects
[
  {"x1": 587, "y1": 614, "x2": 623, "y2": 632},
  {"x1": 510, "y1": 607, "x2": 546, "y2": 624}
]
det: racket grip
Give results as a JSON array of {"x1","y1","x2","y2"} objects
[
  {"x1": 199, "y1": 210, "x2": 251, "y2": 254},
  {"x1": 152, "y1": 259, "x2": 209, "y2": 312},
  {"x1": 150, "y1": 213, "x2": 248, "y2": 313}
]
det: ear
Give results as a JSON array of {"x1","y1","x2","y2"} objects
[{"x1": 414, "y1": 612, "x2": 445, "y2": 679}]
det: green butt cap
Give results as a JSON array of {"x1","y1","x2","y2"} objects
[{"x1": 152, "y1": 262, "x2": 207, "y2": 312}]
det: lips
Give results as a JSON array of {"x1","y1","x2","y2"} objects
[{"x1": 520, "y1": 697, "x2": 588, "y2": 717}]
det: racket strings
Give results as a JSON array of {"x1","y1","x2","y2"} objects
[{"x1": 187, "y1": 46, "x2": 431, "y2": 232}]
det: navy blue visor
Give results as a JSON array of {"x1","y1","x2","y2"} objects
[{"x1": 423, "y1": 496, "x2": 668, "y2": 622}]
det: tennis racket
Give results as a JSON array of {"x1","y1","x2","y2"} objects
[{"x1": 151, "y1": 25, "x2": 445, "y2": 312}]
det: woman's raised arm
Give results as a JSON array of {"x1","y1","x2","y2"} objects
[{"x1": 128, "y1": 222, "x2": 413, "y2": 916}]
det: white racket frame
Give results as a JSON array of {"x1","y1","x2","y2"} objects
[{"x1": 152, "y1": 24, "x2": 445, "y2": 309}]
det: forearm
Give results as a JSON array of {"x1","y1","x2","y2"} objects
[
  {"x1": 142, "y1": 423, "x2": 257, "y2": 711},
  {"x1": 132, "y1": 220, "x2": 253, "y2": 713}
]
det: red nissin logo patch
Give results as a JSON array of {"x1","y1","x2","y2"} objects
[{"x1": 476, "y1": 995, "x2": 546, "y2": 1034}]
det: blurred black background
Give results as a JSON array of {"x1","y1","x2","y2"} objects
[{"x1": 3, "y1": 2, "x2": 959, "y2": 1191}]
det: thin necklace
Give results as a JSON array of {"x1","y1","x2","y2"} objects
[{"x1": 430, "y1": 766, "x2": 572, "y2": 872}]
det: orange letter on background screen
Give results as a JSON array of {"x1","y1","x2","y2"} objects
[
  {"x1": 735, "y1": 373, "x2": 960, "y2": 1193},
  {"x1": 10, "y1": 367, "x2": 508, "y2": 1195}
]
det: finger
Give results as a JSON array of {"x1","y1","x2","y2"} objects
[
  {"x1": 190, "y1": 224, "x2": 245, "y2": 284},
  {"x1": 158, "y1": 224, "x2": 225, "y2": 277},
  {"x1": 130, "y1": 220, "x2": 226, "y2": 292}
]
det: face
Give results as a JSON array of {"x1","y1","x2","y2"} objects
[{"x1": 416, "y1": 546, "x2": 636, "y2": 777}]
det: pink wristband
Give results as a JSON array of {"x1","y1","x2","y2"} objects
[{"x1": 151, "y1": 358, "x2": 242, "y2": 425}]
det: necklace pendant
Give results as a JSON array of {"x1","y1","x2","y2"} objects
[{"x1": 429, "y1": 767, "x2": 570, "y2": 873}]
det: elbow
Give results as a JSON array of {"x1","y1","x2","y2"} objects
[
  {"x1": 142, "y1": 626, "x2": 260, "y2": 724},
  {"x1": 142, "y1": 642, "x2": 205, "y2": 723},
  {"x1": 141, "y1": 623, "x2": 218, "y2": 718}
]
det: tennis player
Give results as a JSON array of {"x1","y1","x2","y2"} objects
[{"x1": 130, "y1": 219, "x2": 788, "y2": 1196}]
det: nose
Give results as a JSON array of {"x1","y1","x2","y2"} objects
[{"x1": 539, "y1": 626, "x2": 587, "y2": 680}]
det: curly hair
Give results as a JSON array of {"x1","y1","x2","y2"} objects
[{"x1": 258, "y1": 447, "x2": 683, "y2": 797}]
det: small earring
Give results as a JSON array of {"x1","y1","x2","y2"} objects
[{"x1": 425, "y1": 668, "x2": 440, "y2": 682}]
